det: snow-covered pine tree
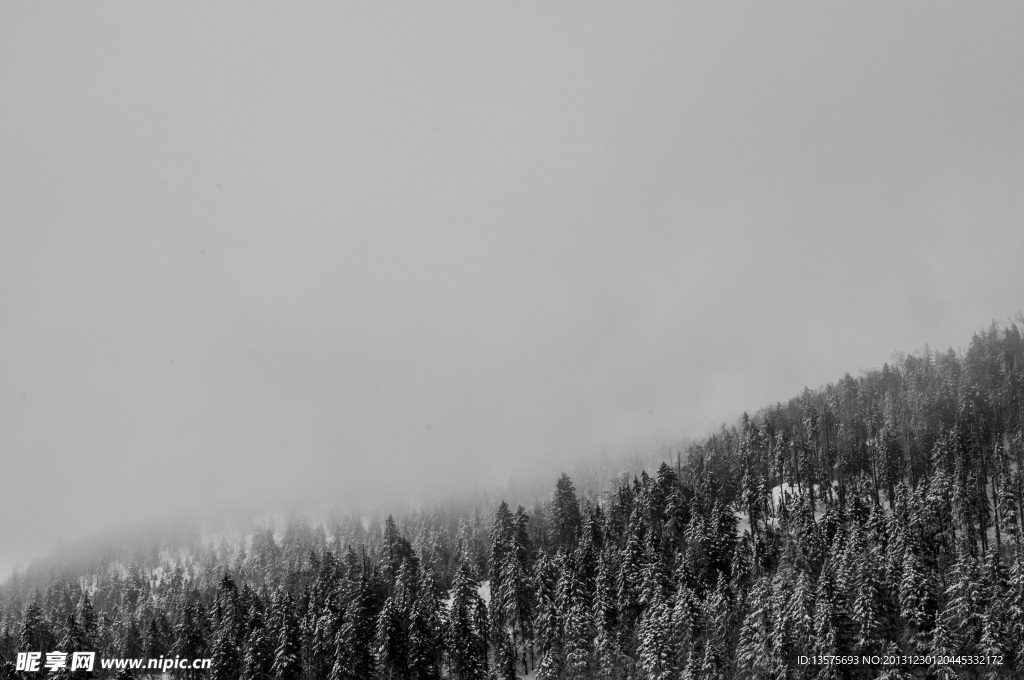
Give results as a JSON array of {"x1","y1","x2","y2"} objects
[
  {"x1": 561, "y1": 562, "x2": 593, "y2": 680},
  {"x1": 76, "y1": 593, "x2": 96, "y2": 651},
  {"x1": 210, "y1": 601, "x2": 241, "y2": 680},
  {"x1": 374, "y1": 594, "x2": 408, "y2": 680},
  {"x1": 593, "y1": 548, "x2": 625, "y2": 680},
  {"x1": 407, "y1": 568, "x2": 443, "y2": 680},
  {"x1": 118, "y1": 612, "x2": 143, "y2": 659},
  {"x1": 898, "y1": 544, "x2": 937, "y2": 653},
  {"x1": 935, "y1": 543, "x2": 983, "y2": 657},
  {"x1": 18, "y1": 600, "x2": 51, "y2": 655},
  {"x1": 269, "y1": 590, "x2": 302, "y2": 680},
  {"x1": 636, "y1": 582, "x2": 674, "y2": 680},
  {"x1": 173, "y1": 599, "x2": 208, "y2": 680},
  {"x1": 490, "y1": 501, "x2": 516, "y2": 680},
  {"x1": 446, "y1": 561, "x2": 487, "y2": 680},
  {"x1": 143, "y1": 614, "x2": 169, "y2": 660},
  {"x1": 811, "y1": 564, "x2": 843, "y2": 680},
  {"x1": 736, "y1": 575, "x2": 772, "y2": 679},
  {"x1": 498, "y1": 525, "x2": 534, "y2": 677},
  {"x1": 552, "y1": 474, "x2": 583, "y2": 551},
  {"x1": 241, "y1": 607, "x2": 274, "y2": 680},
  {"x1": 978, "y1": 548, "x2": 1012, "y2": 666}
]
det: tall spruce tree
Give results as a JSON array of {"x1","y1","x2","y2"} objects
[{"x1": 446, "y1": 561, "x2": 487, "y2": 680}]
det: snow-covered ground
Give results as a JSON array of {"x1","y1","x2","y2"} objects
[
  {"x1": 734, "y1": 482, "x2": 836, "y2": 535},
  {"x1": 444, "y1": 579, "x2": 491, "y2": 611},
  {"x1": 478, "y1": 579, "x2": 491, "y2": 605}
]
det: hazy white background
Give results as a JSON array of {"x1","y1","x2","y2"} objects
[{"x1": 2, "y1": 3, "x2": 1023, "y2": 578}]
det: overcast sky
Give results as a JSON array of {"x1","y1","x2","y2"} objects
[{"x1": 2, "y1": 3, "x2": 1023, "y2": 579}]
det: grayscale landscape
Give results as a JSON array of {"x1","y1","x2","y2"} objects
[{"x1": 1, "y1": 3, "x2": 1023, "y2": 679}]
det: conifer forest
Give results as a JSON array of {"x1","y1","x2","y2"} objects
[{"x1": 3, "y1": 322, "x2": 1024, "y2": 679}]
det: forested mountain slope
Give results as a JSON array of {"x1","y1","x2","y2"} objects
[{"x1": 2, "y1": 322, "x2": 1023, "y2": 678}]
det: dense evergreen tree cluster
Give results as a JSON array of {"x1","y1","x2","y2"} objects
[{"x1": 2, "y1": 322, "x2": 1024, "y2": 678}]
